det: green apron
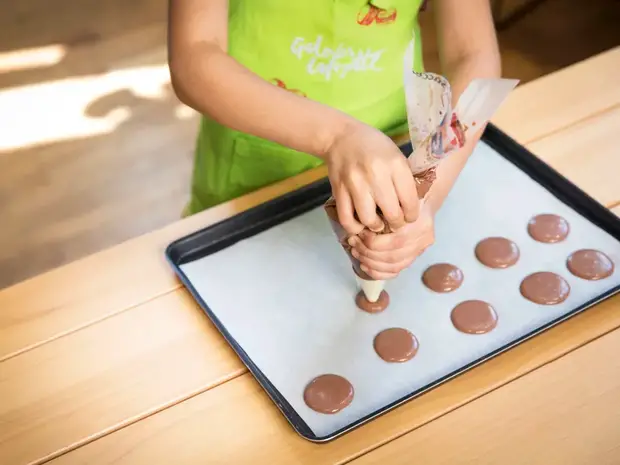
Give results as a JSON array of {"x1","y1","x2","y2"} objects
[{"x1": 186, "y1": 0, "x2": 426, "y2": 216}]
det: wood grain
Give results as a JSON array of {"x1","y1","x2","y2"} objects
[
  {"x1": 2, "y1": 48, "x2": 618, "y2": 363},
  {"x1": 527, "y1": 105, "x2": 620, "y2": 207},
  {"x1": 49, "y1": 295, "x2": 620, "y2": 465},
  {"x1": 0, "y1": 289, "x2": 245, "y2": 465},
  {"x1": 350, "y1": 329, "x2": 620, "y2": 465},
  {"x1": 492, "y1": 47, "x2": 620, "y2": 144}
]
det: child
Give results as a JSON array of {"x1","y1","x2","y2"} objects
[{"x1": 167, "y1": 0, "x2": 501, "y2": 279}]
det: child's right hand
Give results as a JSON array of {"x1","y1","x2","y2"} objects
[{"x1": 325, "y1": 121, "x2": 420, "y2": 235}]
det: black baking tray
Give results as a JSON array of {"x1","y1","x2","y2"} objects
[{"x1": 165, "y1": 123, "x2": 620, "y2": 442}]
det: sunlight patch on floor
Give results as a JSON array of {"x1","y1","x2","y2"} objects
[
  {"x1": 0, "y1": 44, "x2": 67, "y2": 73},
  {"x1": 174, "y1": 104, "x2": 197, "y2": 120},
  {"x1": 0, "y1": 64, "x2": 174, "y2": 152}
]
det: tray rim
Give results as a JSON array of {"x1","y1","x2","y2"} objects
[{"x1": 165, "y1": 123, "x2": 620, "y2": 442}]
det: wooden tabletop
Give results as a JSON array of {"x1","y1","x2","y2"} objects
[{"x1": 2, "y1": 47, "x2": 620, "y2": 465}]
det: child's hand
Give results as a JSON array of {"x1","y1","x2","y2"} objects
[
  {"x1": 348, "y1": 202, "x2": 435, "y2": 280},
  {"x1": 326, "y1": 121, "x2": 419, "y2": 235}
]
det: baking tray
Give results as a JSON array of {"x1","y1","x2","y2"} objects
[{"x1": 166, "y1": 124, "x2": 620, "y2": 442}]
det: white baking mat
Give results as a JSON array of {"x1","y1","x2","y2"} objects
[{"x1": 180, "y1": 142, "x2": 620, "y2": 438}]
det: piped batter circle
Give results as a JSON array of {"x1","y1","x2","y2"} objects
[
  {"x1": 527, "y1": 214, "x2": 570, "y2": 243},
  {"x1": 355, "y1": 290, "x2": 390, "y2": 313},
  {"x1": 303, "y1": 374, "x2": 354, "y2": 414},
  {"x1": 567, "y1": 249, "x2": 614, "y2": 280},
  {"x1": 450, "y1": 300, "x2": 498, "y2": 334},
  {"x1": 421, "y1": 263, "x2": 464, "y2": 293},
  {"x1": 373, "y1": 328, "x2": 419, "y2": 362},
  {"x1": 475, "y1": 237, "x2": 520, "y2": 268},
  {"x1": 520, "y1": 272, "x2": 570, "y2": 305}
]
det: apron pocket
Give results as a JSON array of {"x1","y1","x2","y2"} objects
[{"x1": 230, "y1": 133, "x2": 323, "y2": 193}]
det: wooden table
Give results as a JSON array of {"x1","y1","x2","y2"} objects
[{"x1": 2, "y1": 47, "x2": 620, "y2": 465}]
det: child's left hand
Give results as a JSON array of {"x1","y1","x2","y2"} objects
[{"x1": 348, "y1": 202, "x2": 435, "y2": 280}]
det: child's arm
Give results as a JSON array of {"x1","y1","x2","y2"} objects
[
  {"x1": 168, "y1": 0, "x2": 418, "y2": 233},
  {"x1": 425, "y1": 0, "x2": 502, "y2": 214},
  {"x1": 168, "y1": 0, "x2": 346, "y2": 160}
]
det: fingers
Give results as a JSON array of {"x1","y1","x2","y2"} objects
[
  {"x1": 359, "y1": 228, "x2": 407, "y2": 251},
  {"x1": 350, "y1": 236, "x2": 407, "y2": 264},
  {"x1": 332, "y1": 138, "x2": 420, "y2": 232},
  {"x1": 352, "y1": 241, "x2": 430, "y2": 279},
  {"x1": 392, "y1": 168, "x2": 419, "y2": 223},
  {"x1": 352, "y1": 239, "x2": 420, "y2": 270},
  {"x1": 334, "y1": 186, "x2": 364, "y2": 235},
  {"x1": 373, "y1": 181, "x2": 406, "y2": 230},
  {"x1": 355, "y1": 252, "x2": 416, "y2": 276},
  {"x1": 362, "y1": 215, "x2": 434, "y2": 251},
  {"x1": 348, "y1": 180, "x2": 384, "y2": 232}
]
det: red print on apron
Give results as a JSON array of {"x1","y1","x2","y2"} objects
[{"x1": 357, "y1": 3, "x2": 397, "y2": 26}]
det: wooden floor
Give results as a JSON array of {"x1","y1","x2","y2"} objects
[{"x1": 1, "y1": 0, "x2": 619, "y2": 290}]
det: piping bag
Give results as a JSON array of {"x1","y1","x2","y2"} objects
[{"x1": 324, "y1": 41, "x2": 519, "y2": 303}]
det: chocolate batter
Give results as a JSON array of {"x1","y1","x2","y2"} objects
[
  {"x1": 413, "y1": 168, "x2": 437, "y2": 199},
  {"x1": 303, "y1": 374, "x2": 354, "y2": 414},
  {"x1": 567, "y1": 249, "x2": 615, "y2": 280},
  {"x1": 475, "y1": 237, "x2": 520, "y2": 268},
  {"x1": 373, "y1": 328, "x2": 419, "y2": 362},
  {"x1": 520, "y1": 272, "x2": 571, "y2": 305},
  {"x1": 527, "y1": 214, "x2": 570, "y2": 243},
  {"x1": 422, "y1": 263, "x2": 464, "y2": 292},
  {"x1": 450, "y1": 300, "x2": 498, "y2": 334},
  {"x1": 355, "y1": 290, "x2": 390, "y2": 313}
]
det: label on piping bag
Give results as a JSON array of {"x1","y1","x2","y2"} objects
[{"x1": 403, "y1": 40, "x2": 519, "y2": 175}]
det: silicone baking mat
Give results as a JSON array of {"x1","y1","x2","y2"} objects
[{"x1": 167, "y1": 126, "x2": 620, "y2": 442}]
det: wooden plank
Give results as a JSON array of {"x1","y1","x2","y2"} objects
[
  {"x1": 350, "y1": 329, "x2": 620, "y2": 465},
  {"x1": 0, "y1": 289, "x2": 244, "y2": 465},
  {"x1": 48, "y1": 295, "x2": 620, "y2": 465},
  {"x1": 492, "y1": 46, "x2": 620, "y2": 144},
  {"x1": 0, "y1": 167, "x2": 326, "y2": 361},
  {"x1": 526, "y1": 105, "x2": 620, "y2": 207}
]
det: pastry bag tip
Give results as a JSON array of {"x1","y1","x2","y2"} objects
[{"x1": 356, "y1": 275, "x2": 385, "y2": 303}]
